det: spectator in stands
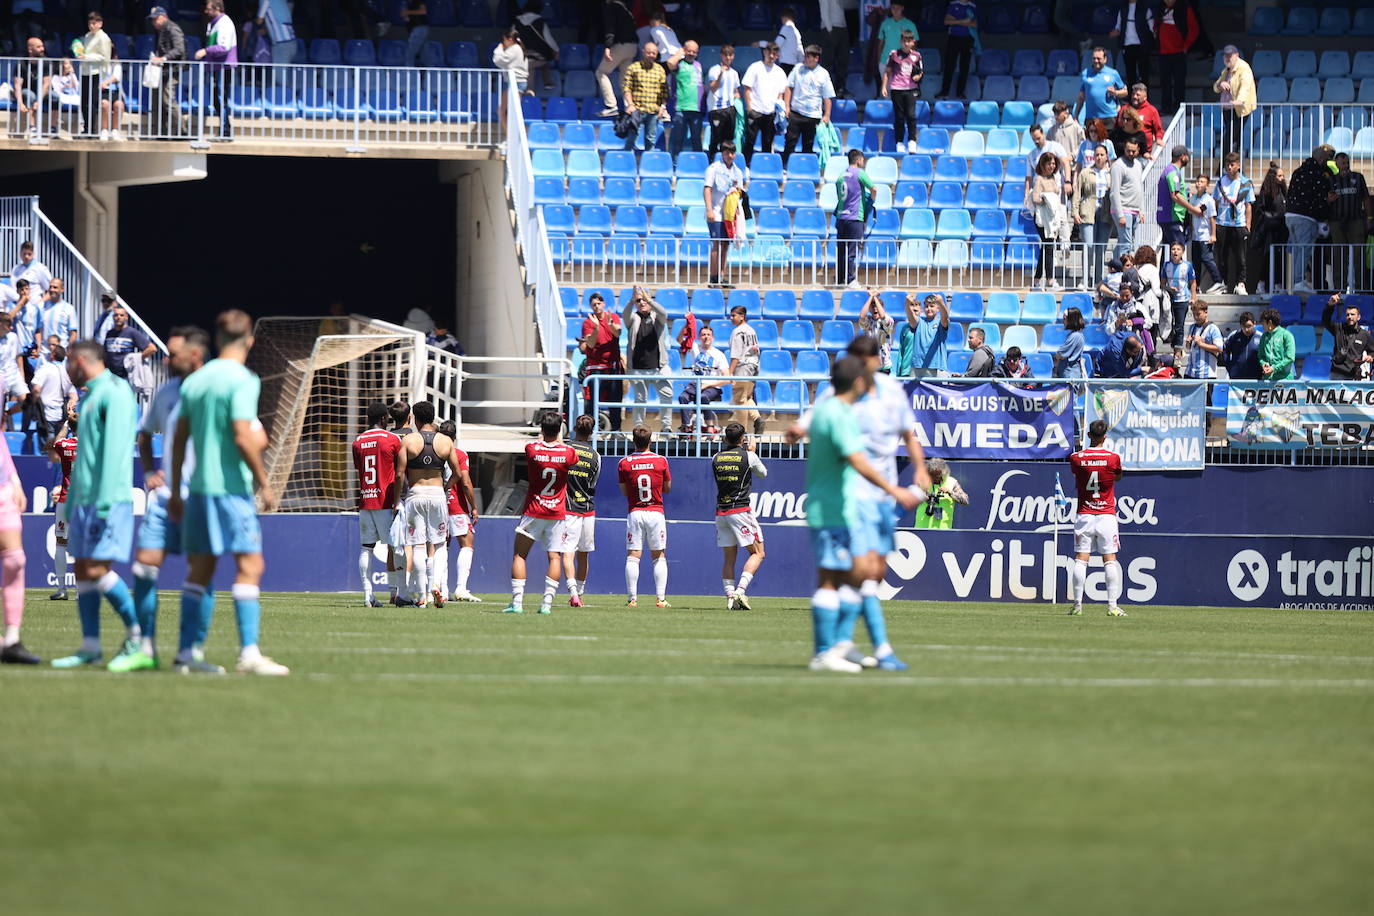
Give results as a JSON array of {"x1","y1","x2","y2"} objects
[
  {"x1": 1109, "y1": 136, "x2": 1147, "y2": 256},
  {"x1": 1222, "y1": 310, "x2": 1263, "y2": 380},
  {"x1": 1143, "y1": 351, "x2": 1175, "y2": 379},
  {"x1": 914, "y1": 457, "x2": 968, "y2": 530},
  {"x1": 1074, "y1": 144, "x2": 1115, "y2": 290},
  {"x1": 256, "y1": 0, "x2": 298, "y2": 68},
  {"x1": 1285, "y1": 144, "x2": 1336, "y2": 296},
  {"x1": 515, "y1": 0, "x2": 559, "y2": 90},
  {"x1": 97, "y1": 49, "x2": 125, "y2": 142},
  {"x1": 646, "y1": 8, "x2": 684, "y2": 65},
  {"x1": 12, "y1": 37, "x2": 51, "y2": 136},
  {"x1": 195, "y1": 0, "x2": 238, "y2": 141},
  {"x1": 757, "y1": 7, "x2": 802, "y2": 74},
  {"x1": 1031, "y1": 152, "x2": 1067, "y2": 292},
  {"x1": 1133, "y1": 245, "x2": 1162, "y2": 337},
  {"x1": 493, "y1": 27, "x2": 529, "y2": 136},
  {"x1": 1213, "y1": 152, "x2": 1253, "y2": 295},
  {"x1": 992, "y1": 346, "x2": 1031, "y2": 382},
  {"x1": 1258, "y1": 307, "x2": 1295, "y2": 381},
  {"x1": 706, "y1": 46, "x2": 740, "y2": 159},
  {"x1": 1330, "y1": 153, "x2": 1372, "y2": 294},
  {"x1": 936, "y1": 0, "x2": 976, "y2": 100},
  {"x1": 896, "y1": 293, "x2": 950, "y2": 378},
  {"x1": 93, "y1": 289, "x2": 119, "y2": 341},
  {"x1": 816, "y1": 0, "x2": 849, "y2": 97},
  {"x1": 1248, "y1": 161, "x2": 1288, "y2": 296},
  {"x1": 1077, "y1": 47, "x2": 1127, "y2": 126},
  {"x1": 1181, "y1": 301, "x2": 1222, "y2": 381},
  {"x1": 596, "y1": 0, "x2": 638, "y2": 118},
  {"x1": 781, "y1": 45, "x2": 834, "y2": 166},
  {"x1": 1108, "y1": 106, "x2": 1150, "y2": 161},
  {"x1": 1074, "y1": 118, "x2": 1115, "y2": 172},
  {"x1": 149, "y1": 7, "x2": 188, "y2": 137},
  {"x1": 1023, "y1": 124, "x2": 1071, "y2": 208},
  {"x1": 1190, "y1": 174, "x2": 1223, "y2": 293},
  {"x1": 622, "y1": 286, "x2": 673, "y2": 432},
  {"x1": 1213, "y1": 44, "x2": 1255, "y2": 158},
  {"x1": 1156, "y1": 145, "x2": 1199, "y2": 247},
  {"x1": 856, "y1": 290, "x2": 895, "y2": 372},
  {"x1": 39, "y1": 277, "x2": 75, "y2": 349},
  {"x1": 30, "y1": 341, "x2": 72, "y2": 444},
  {"x1": 426, "y1": 323, "x2": 463, "y2": 356},
  {"x1": 579, "y1": 292, "x2": 624, "y2": 429},
  {"x1": 1047, "y1": 102, "x2": 1084, "y2": 167},
  {"x1": 1121, "y1": 84, "x2": 1162, "y2": 151},
  {"x1": 704, "y1": 140, "x2": 745, "y2": 288},
  {"x1": 880, "y1": 30, "x2": 923, "y2": 155},
  {"x1": 101, "y1": 306, "x2": 156, "y2": 382},
  {"x1": 1109, "y1": 0, "x2": 1156, "y2": 89},
  {"x1": 76, "y1": 11, "x2": 112, "y2": 139},
  {"x1": 1155, "y1": 0, "x2": 1197, "y2": 114},
  {"x1": 667, "y1": 41, "x2": 705, "y2": 163},
  {"x1": 621, "y1": 42, "x2": 668, "y2": 153},
  {"x1": 12, "y1": 279, "x2": 45, "y2": 374},
  {"x1": 877, "y1": 3, "x2": 917, "y2": 67},
  {"x1": 0, "y1": 315, "x2": 28, "y2": 431},
  {"x1": 740, "y1": 43, "x2": 786, "y2": 168},
  {"x1": 1053, "y1": 307, "x2": 1086, "y2": 378},
  {"x1": 1321, "y1": 295, "x2": 1374, "y2": 381},
  {"x1": 962, "y1": 327, "x2": 995, "y2": 377},
  {"x1": 677, "y1": 324, "x2": 728, "y2": 432},
  {"x1": 1161, "y1": 241, "x2": 1196, "y2": 353},
  {"x1": 726, "y1": 305, "x2": 761, "y2": 434},
  {"x1": 10, "y1": 241, "x2": 50, "y2": 301},
  {"x1": 834, "y1": 149, "x2": 874, "y2": 289},
  {"x1": 1099, "y1": 313, "x2": 1144, "y2": 378},
  {"x1": 49, "y1": 59, "x2": 82, "y2": 137}
]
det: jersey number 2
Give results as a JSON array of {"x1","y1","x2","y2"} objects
[{"x1": 539, "y1": 467, "x2": 559, "y2": 497}]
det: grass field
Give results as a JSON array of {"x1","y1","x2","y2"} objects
[{"x1": 3, "y1": 589, "x2": 1372, "y2": 916}]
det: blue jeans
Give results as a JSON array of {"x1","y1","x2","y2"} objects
[
  {"x1": 836, "y1": 218, "x2": 865, "y2": 285},
  {"x1": 670, "y1": 108, "x2": 703, "y2": 161},
  {"x1": 625, "y1": 110, "x2": 662, "y2": 151},
  {"x1": 405, "y1": 25, "x2": 429, "y2": 66},
  {"x1": 1114, "y1": 212, "x2": 1139, "y2": 258},
  {"x1": 1079, "y1": 208, "x2": 1114, "y2": 286},
  {"x1": 1284, "y1": 213, "x2": 1318, "y2": 287}
]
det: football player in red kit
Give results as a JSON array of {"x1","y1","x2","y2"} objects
[
  {"x1": 1068, "y1": 418, "x2": 1126, "y2": 617},
  {"x1": 618, "y1": 425, "x2": 672, "y2": 607},
  {"x1": 504, "y1": 410, "x2": 577, "y2": 614}
]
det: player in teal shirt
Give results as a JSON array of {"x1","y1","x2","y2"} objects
[
  {"x1": 169, "y1": 309, "x2": 288, "y2": 676},
  {"x1": 51, "y1": 340, "x2": 148, "y2": 671},
  {"x1": 801, "y1": 356, "x2": 920, "y2": 672}
]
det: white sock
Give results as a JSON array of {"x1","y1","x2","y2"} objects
[
  {"x1": 1073, "y1": 560, "x2": 1087, "y2": 604},
  {"x1": 567, "y1": 569, "x2": 579, "y2": 596},
  {"x1": 575, "y1": 578, "x2": 586, "y2": 597},
  {"x1": 457, "y1": 547, "x2": 473, "y2": 591},
  {"x1": 511, "y1": 577, "x2": 526, "y2": 607},
  {"x1": 53, "y1": 544, "x2": 66, "y2": 590},
  {"x1": 653, "y1": 557, "x2": 668, "y2": 601},
  {"x1": 239, "y1": 642, "x2": 262, "y2": 663},
  {"x1": 723, "y1": 578, "x2": 735, "y2": 598},
  {"x1": 1105, "y1": 560, "x2": 1123, "y2": 607},
  {"x1": 541, "y1": 576, "x2": 558, "y2": 607},
  {"x1": 359, "y1": 548, "x2": 374, "y2": 598},
  {"x1": 3, "y1": 624, "x2": 18, "y2": 646},
  {"x1": 433, "y1": 544, "x2": 448, "y2": 595},
  {"x1": 625, "y1": 557, "x2": 640, "y2": 599},
  {"x1": 738, "y1": 571, "x2": 754, "y2": 594}
]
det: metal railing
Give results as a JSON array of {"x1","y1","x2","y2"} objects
[
  {"x1": 1267, "y1": 243, "x2": 1373, "y2": 295},
  {"x1": 426, "y1": 351, "x2": 575, "y2": 437},
  {"x1": 3, "y1": 56, "x2": 506, "y2": 150},
  {"x1": 1180, "y1": 102, "x2": 1374, "y2": 180}
]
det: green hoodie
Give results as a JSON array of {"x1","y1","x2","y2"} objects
[{"x1": 1259, "y1": 325, "x2": 1295, "y2": 380}]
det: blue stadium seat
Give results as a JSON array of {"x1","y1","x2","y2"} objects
[
  {"x1": 946, "y1": 351, "x2": 971, "y2": 375},
  {"x1": 656, "y1": 287, "x2": 690, "y2": 318},
  {"x1": 543, "y1": 203, "x2": 576, "y2": 235},
  {"x1": 1285, "y1": 50, "x2": 1317, "y2": 79},
  {"x1": 1300, "y1": 354, "x2": 1331, "y2": 379},
  {"x1": 570, "y1": 236, "x2": 606, "y2": 265},
  {"x1": 559, "y1": 43, "x2": 591, "y2": 70},
  {"x1": 564, "y1": 71, "x2": 597, "y2": 99},
  {"x1": 929, "y1": 181, "x2": 964, "y2": 210},
  {"x1": 934, "y1": 155, "x2": 968, "y2": 182},
  {"x1": 769, "y1": 380, "x2": 805, "y2": 412},
  {"x1": 1302, "y1": 294, "x2": 1332, "y2": 327},
  {"x1": 648, "y1": 206, "x2": 685, "y2": 236},
  {"x1": 1045, "y1": 49, "x2": 1077, "y2": 76},
  {"x1": 603, "y1": 177, "x2": 637, "y2": 207},
  {"x1": 1000, "y1": 101, "x2": 1035, "y2": 130},
  {"x1": 896, "y1": 240, "x2": 932, "y2": 268},
  {"x1": 985, "y1": 128, "x2": 1021, "y2": 157},
  {"x1": 830, "y1": 99, "x2": 859, "y2": 126},
  {"x1": 676, "y1": 151, "x2": 708, "y2": 179},
  {"x1": 946, "y1": 130, "x2": 983, "y2": 158},
  {"x1": 965, "y1": 100, "x2": 1001, "y2": 132},
  {"x1": 527, "y1": 122, "x2": 562, "y2": 150},
  {"x1": 638, "y1": 178, "x2": 674, "y2": 207},
  {"x1": 310, "y1": 38, "x2": 342, "y2": 65},
  {"x1": 1256, "y1": 77, "x2": 1287, "y2": 104},
  {"x1": 691, "y1": 287, "x2": 726, "y2": 317},
  {"x1": 862, "y1": 99, "x2": 894, "y2": 127},
  {"x1": 818, "y1": 320, "x2": 855, "y2": 352},
  {"x1": 968, "y1": 240, "x2": 1001, "y2": 269},
  {"x1": 869, "y1": 209, "x2": 900, "y2": 238},
  {"x1": 762, "y1": 290, "x2": 799, "y2": 319},
  {"x1": 1039, "y1": 323, "x2": 1067, "y2": 352},
  {"x1": 1024, "y1": 352, "x2": 1053, "y2": 377},
  {"x1": 754, "y1": 320, "x2": 781, "y2": 350},
  {"x1": 460, "y1": 0, "x2": 493, "y2": 26},
  {"x1": 566, "y1": 176, "x2": 601, "y2": 206},
  {"x1": 999, "y1": 182, "x2": 1025, "y2": 211},
  {"x1": 577, "y1": 204, "x2": 613, "y2": 234},
  {"x1": 565, "y1": 149, "x2": 603, "y2": 178},
  {"x1": 931, "y1": 100, "x2": 966, "y2": 129},
  {"x1": 1012, "y1": 49, "x2": 1045, "y2": 77},
  {"x1": 1325, "y1": 79, "x2": 1355, "y2": 104},
  {"x1": 792, "y1": 208, "x2": 829, "y2": 239},
  {"x1": 1001, "y1": 325, "x2": 1038, "y2": 355},
  {"x1": 562, "y1": 122, "x2": 597, "y2": 150},
  {"x1": 534, "y1": 179, "x2": 566, "y2": 206},
  {"x1": 795, "y1": 350, "x2": 830, "y2": 381},
  {"x1": 780, "y1": 319, "x2": 817, "y2": 351},
  {"x1": 970, "y1": 209, "x2": 1007, "y2": 239},
  {"x1": 377, "y1": 39, "x2": 407, "y2": 67},
  {"x1": 983, "y1": 291, "x2": 1021, "y2": 323},
  {"x1": 596, "y1": 122, "x2": 621, "y2": 149},
  {"x1": 964, "y1": 181, "x2": 1000, "y2": 210},
  {"x1": 983, "y1": 5, "x2": 1017, "y2": 34},
  {"x1": 531, "y1": 148, "x2": 565, "y2": 178},
  {"x1": 866, "y1": 156, "x2": 899, "y2": 185},
  {"x1": 787, "y1": 153, "x2": 821, "y2": 181},
  {"x1": 613, "y1": 205, "x2": 649, "y2": 235},
  {"x1": 1357, "y1": 10, "x2": 1374, "y2": 37},
  {"x1": 970, "y1": 322, "x2": 1002, "y2": 350},
  {"x1": 949, "y1": 292, "x2": 983, "y2": 323},
  {"x1": 981, "y1": 76, "x2": 1016, "y2": 104},
  {"x1": 1319, "y1": 51, "x2": 1351, "y2": 79},
  {"x1": 782, "y1": 180, "x2": 817, "y2": 208},
  {"x1": 977, "y1": 48, "x2": 1010, "y2": 76},
  {"x1": 1283, "y1": 6, "x2": 1318, "y2": 36},
  {"x1": 899, "y1": 155, "x2": 934, "y2": 181},
  {"x1": 895, "y1": 181, "x2": 929, "y2": 208},
  {"x1": 639, "y1": 151, "x2": 674, "y2": 179},
  {"x1": 755, "y1": 207, "x2": 792, "y2": 237},
  {"x1": 1290, "y1": 325, "x2": 1317, "y2": 356},
  {"x1": 748, "y1": 181, "x2": 781, "y2": 208},
  {"x1": 1082, "y1": 325, "x2": 1109, "y2": 350},
  {"x1": 900, "y1": 208, "x2": 937, "y2": 239},
  {"x1": 915, "y1": 128, "x2": 950, "y2": 156},
  {"x1": 1251, "y1": 49, "x2": 1282, "y2": 79},
  {"x1": 749, "y1": 153, "x2": 785, "y2": 181},
  {"x1": 1018, "y1": 76, "x2": 1051, "y2": 107},
  {"x1": 343, "y1": 39, "x2": 377, "y2": 66},
  {"x1": 760, "y1": 349, "x2": 794, "y2": 378},
  {"x1": 1022, "y1": 291, "x2": 1062, "y2": 324},
  {"x1": 728, "y1": 289, "x2": 762, "y2": 318},
  {"x1": 1289, "y1": 78, "x2": 1321, "y2": 105},
  {"x1": 799, "y1": 290, "x2": 836, "y2": 320},
  {"x1": 1251, "y1": 6, "x2": 1282, "y2": 34}
]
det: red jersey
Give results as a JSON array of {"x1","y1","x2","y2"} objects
[
  {"x1": 53, "y1": 436, "x2": 77, "y2": 504},
  {"x1": 446, "y1": 448, "x2": 472, "y2": 516},
  {"x1": 618, "y1": 451, "x2": 671, "y2": 513},
  {"x1": 1069, "y1": 447, "x2": 1123, "y2": 516},
  {"x1": 352, "y1": 428, "x2": 402, "y2": 510},
  {"x1": 523, "y1": 440, "x2": 578, "y2": 519}
]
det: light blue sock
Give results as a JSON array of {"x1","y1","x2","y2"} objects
[
  {"x1": 76, "y1": 581, "x2": 100, "y2": 640},
  {"x1": 132, "y1": 564, "x2": 159, "y2": 640},
  {"x1": 811, "y1": 588, "x2": 839, "y2": 655},
  {"x1": 835, "y1": 585, "x2": 862, "y2": 644},
  {"x1": 178, "y1": 584, "x2": 205, "y2": 653},
  {"x1": 97, "y1": 571, "x2": 138, "y2": 631},
  {"x1": 197, "y1": 588, "x2": 216, "y2": 645},
  {"x1": 860, "y1": 581, "x2": 888, "y2": 649},
  {"x1": 233, "y1": 583, "x2": 261, "y2": 649}
]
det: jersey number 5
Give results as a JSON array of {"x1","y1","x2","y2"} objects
[{"x1": 362, "y1": 454, "x2": 377, "y2": 486}]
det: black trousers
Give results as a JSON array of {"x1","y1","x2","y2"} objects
[
  {"x1": 1121, "y1": 45, "x2": 1151, "y2": 88},
  {"x1": 818, "y1": 26, "x2": 849, "y2": 89},
  {"x1": 890, "y1": 88, "x2": 918, "y2": 146},
  {"x1": 81, "y1": 74, "x2": 101, "y2": 135},
  {"x1": 782, "y1": 113, "x2": 818, "y2": 163},
  {"x1": 1158, "y1": 52, "x2": 1187, "y2": 114},
  {"x1": 707, "y1": 107, "x2": 736, "y2": 156},
  {"x1": 1215, "y1": 226, "x2": 1248, "y2": 291},
  {"x1": 1220, "y1": 108, "x2": 1244, "y2": 157},
  {"x1": 939, "y1": 35, "x2": 974, "y2": 96},
  {"x1": 742, "y1": 112, "x2": 775, "y2": 167}
]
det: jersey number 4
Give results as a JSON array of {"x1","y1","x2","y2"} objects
[{"x1": 1085, "y1": 471, "x2": 1100, "y2": 495}]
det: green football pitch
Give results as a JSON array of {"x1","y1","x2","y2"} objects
[{"x1": 4, "y1": 590, "x2": 1371, "y2": 916}]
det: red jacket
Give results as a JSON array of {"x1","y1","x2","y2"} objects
[{"x1": 1157, "y1": 4, "x2": 1198, "y2": 55}]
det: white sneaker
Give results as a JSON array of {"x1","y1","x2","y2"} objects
[
  {"x1": 1292, "y1": 280, "x2": 1315, "y2": 294},
  {"x1": 236, "y1": 653, "x2": 290, "y2": 676},
  {"x1": 846, "y1": 279, "x2": 863, "y2": 290},
  {"x1": 1047, "y1": 281, "x2": 1063, "y2": 291},
  {"x1": 451, "y1": 590, "x2": 481, "y2": 602},
  {"x1": 110, "y1": 130, "x2": 123, "y2": 142},
  {"x1": 99, "y1": 129, "x2": 110, "y2": 141},
  {"x1": 1206, "y1": 283, "x2": 1225, "y2": 294},
  {"x1": 1234, "y1": 282, "x2": 1248, "y2": 296},
  {"x1": 906, "y1": 139, "x2": 919, "y2": 154},
  {"x1": 840, "y1": 642, "x2": 878, "y2": 668},
  {"x1": 809, "y1": 648, "x2": 863, "y2": 673}
]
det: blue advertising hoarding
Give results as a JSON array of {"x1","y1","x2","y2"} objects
[
  {"x1": 903, "y1": 380, "x2": 1076, "y2": 459},
  {"x1": 1085, "y1": 382, "x2": 1207, "y2": 470},
  {"x1": 1227, "y1": 381, "x2": 1374, "y2": 448}
]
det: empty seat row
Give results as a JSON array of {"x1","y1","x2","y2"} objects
[
  {"x1": 1245, "y1": 49, "x2": 1374, "y2": 81},
  {"x1": 1255, "y1": 76, "x2": 1374, "y2": 105},
  {"x1": 1251, "y1": 6, "x2": 1374, "y2": 37}
]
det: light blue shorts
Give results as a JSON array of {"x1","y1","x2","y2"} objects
[
  {"x1": 810, "y1": 526, "x2": 854, "y2": 572},
  {"x1": 850, "y1": 498, "x2": 897, "y2": 557},
  {"x1": 68, "y1": 502, "x2": 134, "y2": 563},
  {"x1": 136, "y1": 490, "x2": 182, "y2": 555},
  {"x1": 182, "y1": 493, "x2": 262, "y2": 557}
]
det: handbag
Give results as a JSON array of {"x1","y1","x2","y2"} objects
[
  {"x1": 142, "y1": 62, "x2": 162, "y2": 89},
  {"x1": 612, "y1": 111, "x2": 636, "y2": 138}
]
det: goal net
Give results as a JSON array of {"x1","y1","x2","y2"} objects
[{"x1": 248, "y1": 316, "x2": 420, "y2": 512}]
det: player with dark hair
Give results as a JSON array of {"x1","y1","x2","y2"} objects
[
  {"x1": 385, "y1": 400, "x2": 414, "y2": 603},
  {"x1": 505, "y1": 410, "x2": 577, "y2": 614},
  {"x1": 563, "y1": 414, "x2": 600, "y2": 606},
  {"x1": 619, "y1": 424, "x2": 672, "y2": 607},
  {"x1": 393, "y1": 400, "x2": 458, "y2": 607},
  {"x1": 711, "y1": 422, "x2": 767, "y2": 609},
  {"x1": 352, "y1": 400, "x2": 402, "y2": 607},
  {"x1": 437, "y1": 418, "x2": 479, "y2": 602},
  {"x1": 1068, "y1": 418, "x2": 1126, "y2": 617}
]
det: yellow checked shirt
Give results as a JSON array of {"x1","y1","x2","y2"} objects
[{"x1": 622, "y1": 61, "x2": 667, "y2": 111}]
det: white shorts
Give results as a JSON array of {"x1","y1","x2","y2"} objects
[
  {"x1": 517, "y1": 514, "x2": 572, "y2": 551},
  {"x1": 388, "y1": 500, "x2": 407, "y2": 548},
  {"x1": 404, "y1": 489, "x2": 449, "y2": 546},
  {"x1": 358, "y1": 508, "x2": 392, "y2": 545},
  {"x1": 1074, "y1": 514, "x2": 1120, "y2": 555},
  {"x1": 54, "y1": 500, "x2": 68, "y2": 540},
  {"x1": 449, "y1": 512, "x2": 473, "y2": 537},
  {"x1": 564, "y1": 514, "x2": 595, "y2": 552},
  {"x1": 3, "y1": 374, "x2": 27, "y2": 398},
  {"x1": 715, "y1": 511, "x2": 764, "y2": 548},
  {"x1": 626, "y1": 509, "x2": 667, "y2": 552}
]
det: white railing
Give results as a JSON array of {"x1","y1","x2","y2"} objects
[
  {"x1": 427, "y1": 352, "x2": 575, "y2": 437},
  {"x1": 1267, "y1": 243, "x2": 1373, "y2": 295},
  {"x1": 3, "y1": 57, "x2": 506, "y2": 150},
  {"x1": 1137, "y1": 105, "x2": 1190, "y2": 250},
  {"x1": 1180, "y1": 102, "x2": 1374, "y2": 179}
]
